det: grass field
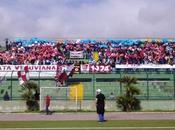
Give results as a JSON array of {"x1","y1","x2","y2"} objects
[{"x1": 0, "y1": 120, "x2": 175, "y2": 130}]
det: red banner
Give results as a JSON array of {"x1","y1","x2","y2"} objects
[{"x1": 81, "y1": 64, "x2": 111, "y2": 73}]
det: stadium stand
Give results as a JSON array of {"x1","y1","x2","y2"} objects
[
  {"x1": 0, "y1": 38, "x2": 175, "y2": 100},
  {"x1": 0, "y1": 38, "x2": 175, "y2": 65}
]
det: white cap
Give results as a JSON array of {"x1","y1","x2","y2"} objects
[{"x1": 96, "y1": 89, "x2": 101, "y2": 93}]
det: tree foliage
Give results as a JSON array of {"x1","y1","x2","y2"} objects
[
  {"x1": 116, "y1": 76, "x2": 141, "y2": 112},
  {"x1": 20, "y1": 81, "x2": 39, "y2": 111}
]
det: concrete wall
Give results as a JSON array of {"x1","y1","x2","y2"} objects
[
  {"x1": 0, "y1": 100, "x2": 175, "y2": 112},
  {"x1": 0, "y1": 101, "x2": 26, "y2": 112}
]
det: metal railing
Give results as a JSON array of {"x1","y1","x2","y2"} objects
[{"x1": 0, "y1": 69, "x2": 175, "y2": 100}]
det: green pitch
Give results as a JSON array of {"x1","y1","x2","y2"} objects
[{"x1": 0, "y1": 120, "x2": 175, "y2": 130}]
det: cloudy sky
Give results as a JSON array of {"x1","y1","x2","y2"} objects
[{"x1": 0, "y1": 0, "x2": 175, "y2": 42}]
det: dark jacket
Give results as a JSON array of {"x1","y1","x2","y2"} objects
[{"x1": 96, "y1": 93, "x2": 105, "y2": 114}]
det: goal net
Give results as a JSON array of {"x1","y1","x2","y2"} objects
[{"x1": 40, "y1": 87, "x2": 78, "y2": 111}]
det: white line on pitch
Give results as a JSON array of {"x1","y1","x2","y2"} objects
[{"x1": 0, "y1": 127, "x2": 175, "y2": 130}]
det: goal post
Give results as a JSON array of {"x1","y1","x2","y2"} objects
[{"x1": 39, "y1": 87, "x2": 78, "y2": 112}]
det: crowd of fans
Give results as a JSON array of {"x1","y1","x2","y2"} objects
[{"x1": 0, "y1": 39, "x2": 175, "y2": 65}]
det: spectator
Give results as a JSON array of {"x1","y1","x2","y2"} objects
[
  {"x1": 108, "y1": 92, "x2": 115, "y2": 100},
  {"x1": 3, "y1": 91, "x2": 10, "y2": 101}
]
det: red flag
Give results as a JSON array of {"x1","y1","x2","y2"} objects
[
  {"x1": 24, "y1": 66, "x2": 29, "y2": 80},
  {"x1": 66, "y1": 64, "x2": 74, "y2": 77},
  {"x1": 17, "y1": 65, "x2": 29, "y2": 85},
  {"x1": 18, "y1": 71, "x2": 25, "y2": 85},
  {"x1": 21, "y1": 73, "x2": 27, "y2": 81},
  {"x1": 55, "y1": 64, "x2": 74, "y2": 86},
  {"x1": 24, "y1": 66, "x2": 29, "y2": 73},
  {"x1": 17, "y1": 71, "x2": 21, "y2": 78},
  {"x1": 58, "y1": 71, "x2": 68, "y2": 85}
]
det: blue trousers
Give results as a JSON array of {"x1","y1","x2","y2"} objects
[
  {"x1": 45, "y1": 105, "x2": 50, "y2": 115},
  {"x1": 98, "y1": 113, "x2": 105, "y2": 122}
]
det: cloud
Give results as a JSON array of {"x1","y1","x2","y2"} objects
[{"x1": 0, "y1": 0, "x2": 175, "y2": 44}]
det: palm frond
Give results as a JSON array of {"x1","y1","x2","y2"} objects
[{"x1": 117, "y1": 75, "x2": 137, "y2": 86}]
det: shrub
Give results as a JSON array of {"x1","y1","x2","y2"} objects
[
  {"x1": 20, "y1": 81, "x2": 39, "y2": 111},
  {"x1": 116, "y1": 76, "x2": 141, "y2": 112}
]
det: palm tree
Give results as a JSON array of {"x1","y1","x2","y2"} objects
[
  {"x1": 116, "y1": 75, "x2": 141, "y2": 112},
  {"x1": 19, "y1": 81, "x2": 39, "y2": 111}
]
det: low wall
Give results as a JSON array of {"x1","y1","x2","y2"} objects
[
  {"x1": 0, "y1": 100, "x2": 175, "y2": 112},
  {"x1": 0, "y1": 101, "x2": 26, "y2": 112}
]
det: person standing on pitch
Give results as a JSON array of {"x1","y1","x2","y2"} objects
[
  {"x1": 96, "y1": 89, "x2": 106, "y2": 122},
  {"x1": 45, "y1": 95, "x2": 51, "y2": 115}
]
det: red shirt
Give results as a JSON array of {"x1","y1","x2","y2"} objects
[{"x1": 45, "y1": 95, "x2": 51, "y2": 106}]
